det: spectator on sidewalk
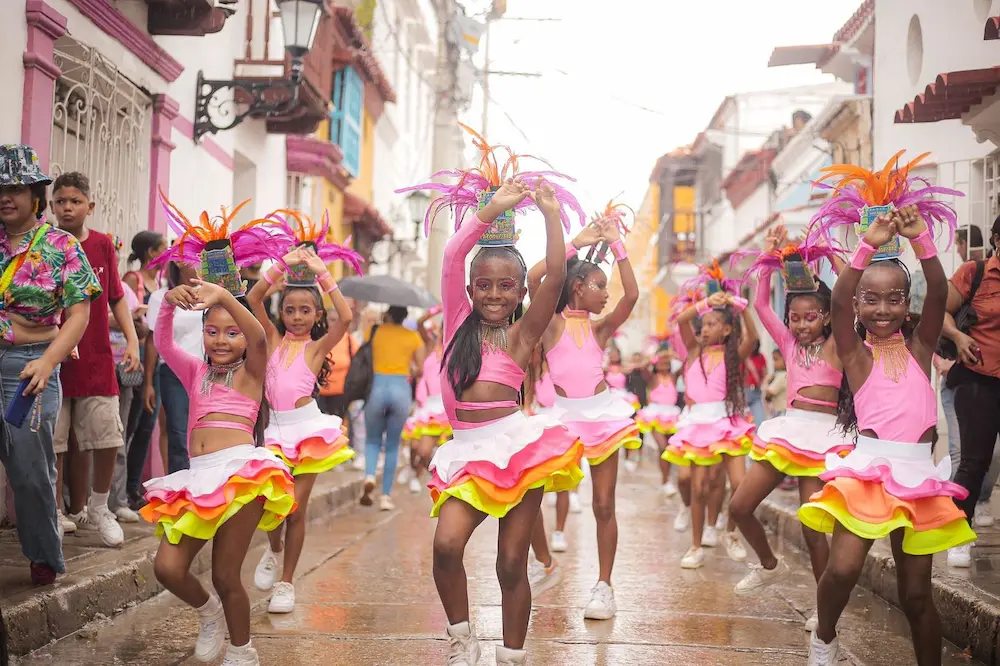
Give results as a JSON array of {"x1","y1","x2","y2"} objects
[
  {"x1": 0, "y1": 144, "x2": 101, "y2": 584},
  {"x1": 763, "y1": 349, "x2": 787, "y2": 419},
  {"x1": 52, "y1": 172, "x2": 139, "y2": 548},
  {"x1": 743, "y1": 342, "x2": 768, "y2": 424}
]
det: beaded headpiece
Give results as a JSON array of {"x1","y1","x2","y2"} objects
[
  {"x1": 807, "y1": 151, "x2": 962, "y2": 260},
  {"x1": 582, "y1": 199, "x2": 634, "y2": 264},
  {"x1": 394, "y1": 123, "x2": 586, "y2": 247},
  {"x1": 730, "y1": 235, "x2": 844, "y2": 294},
  {"x1": 149, "y1": 188, "x2": 285, "y2": 297},
  {"x1": 267, "y1": 208, "x2": 364, "y2": 285}
]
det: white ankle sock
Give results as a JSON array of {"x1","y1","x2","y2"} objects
[
  {"x1": 197, "y1": 594, "x2": 221, "y2": 616},
  {"x1": 89, "y1": 491, "x2": 110, "y2": 509}
]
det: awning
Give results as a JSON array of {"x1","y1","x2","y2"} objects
[
  {"x1": 893, "y1": 68, "x2": 1000, "y2": 123},
  {"x1": 343, "y1": 192, "x2": 392, "y2": 237},
  {"x1": 768, "y1": 44, "x2": 834, "y2": 68},
  {"x1": 986, "y1": 16, "x2": 1000, "y2": 40}
]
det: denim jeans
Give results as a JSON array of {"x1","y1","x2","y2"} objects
[
  {"x1": 364, "y1": 374, "x2": 412, "y2": 495},
  {"x1": 745, "y1": 387, "x2": 766, "y2": 426},
  {"x1": 158, "y1": 364, "x2": 190, "y2": 474},
  {"x1": 125, "y1": 369, "x2": 160, "y2": 499},
  {"x1": 0, "y1": 344, "x2": 65, "y2": 573},
  {"x1": 942, "y1": 383, "x2": 1000, "y2": 503}
]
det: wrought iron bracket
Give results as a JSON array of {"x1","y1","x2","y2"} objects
[{"x1": 193, "y1": 65, "x2": 304, "y2": 142}]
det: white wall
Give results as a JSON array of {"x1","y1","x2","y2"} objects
[{"x1": 873, "y1": 0, "x2": 997, "y2": 166}]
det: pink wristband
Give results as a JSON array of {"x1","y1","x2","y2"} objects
[
  {"x1": 319, "y1": 275, "x2": 338, "y2": 294},
  {"x1": 610, "y1": 240, "x2": 627, "y2": 262},
  {"x1": 263, "y1": 263, "x2": 286, "y2": 285},
  {"x1": 730, "y1": 296, "x2": 748, "y2": 312},
  {"x1": 565, "y1": 241, "x2": 578, "y2": 260},
  {"x1": 695, "y1": 299, "x2": 712, "y2": 316},
  {"x1": 850, "y1": 241, "x2": 877, "y2": 270},
  {"x1": 909, "y1": 228, "x2": 937, "y2": 259}
]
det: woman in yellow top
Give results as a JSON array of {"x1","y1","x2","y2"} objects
[{"x1": 361, "y1": 305, "x2": 425, "y2": 508}]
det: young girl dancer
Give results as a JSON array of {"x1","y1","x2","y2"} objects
[
  {"x1": 636, "y1": 353, "x2": 681, "y2": 492},
  {"x1": 140, "y1": 197, "x2": 295, "y2": 666},
  {"x1": 527, "y1": 201, "x2": 641, "y2": 621},
  {"x1": 726, "y1": 226, "x2": 848, "y2": 629},
  {"x1": 403, "y1": 307, "x2": 451, "y2": 493},
  {"x1": 799, "y1": 156, "x2": 974, "y2": 665},
  {"x1": 247, "y1": 212, "x2": 361, "y2": 613},
  {"x1": 398, "y1": 126, "x2": 587, "y2": 664},
  {"x1": 664, "y1": 263, "x2": 758, "y2": 570}
]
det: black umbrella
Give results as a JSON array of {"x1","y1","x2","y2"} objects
[{"x1": 338, "y1": 274, "x2": 439, "y2": 308}]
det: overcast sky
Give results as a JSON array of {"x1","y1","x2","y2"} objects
[{"x1": 456, "y1": 0, "x2": 864, "y2": 267}]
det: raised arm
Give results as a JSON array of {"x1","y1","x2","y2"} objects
[
  {"x1": 442, "y1": 214, "x2": 491, "y2": 343},
  {"x1": 417, "y1": 304, "x2": 441, "y2": 346},
  {"x1": 516, "y1": 183, "x2": 568, "y2": 349},
  {"x1": 155, "y1": 287, "x2": 202, "y2": 386},
  {"x1": 596, "y1": 221, "x2": 639, "y2": 340},
  {"x1": 247, "y1": 258, "x2": 289, "y2": 349},
  {"x1": 753, "y1": 274, "x2": 794, "y2": 357},
  {"x1": 527, "y1": 224, "x2": 603, "y2": 299},
  {"x1": 298, "y1": 249, "x2": 353, "y2": 358},
  {"x1": 191, "y1": 279, "x2": 269, "y2": 381},
  {"x1": 896, "y1": 206, "x2": 946, "y2": 368},
  {"x1": 737, "y1": 303, "x2": 759, "y2": 360}
]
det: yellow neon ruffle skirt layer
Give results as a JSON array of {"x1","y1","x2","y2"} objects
[
  {"x1": 748, "y1": 441, "x2": 850, "y2": 477},
  {"x1": 140, "y1": 446, "x2": 297, "y2": 544},
  {"x1": 267, "y1": 438, "x2": 355, "y2": 476},
  {"x1": 799, "y1": 477, "x2": 976, "y2": 555},
  {"x1": 584, "y1": 423, "x2": 643, "y2": 466},
  {"x1": 663, "y1": 436, "x2": 753, "y2": 467}
]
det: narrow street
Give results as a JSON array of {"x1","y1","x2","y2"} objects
[{"x1": 21, "y1": 465, "x2": 981, "y2": 665}]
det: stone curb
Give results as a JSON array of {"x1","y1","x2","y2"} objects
[
  {"x1": 758, "y1": 497, "x2": 1000, "y2": 665},
  {"x1": 5, "y1": 473, "x2": 370, "y2": 656}
]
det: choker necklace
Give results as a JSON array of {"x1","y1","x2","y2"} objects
[
  {"x1": 866, "y1": 332, "x2": 908, "y2": 383},
  {"x1": 202, "y1": 359, "x2": 245, "y2": 396},
  {"x1": 795, "y1": 341, "x2": 824, "y2": 369},
  {"x1": 479, "y1": 319, "x2": 509, "y2": 352},
  {"x1": 278, "y1": 333, "x2": 311, "y2": 370}
]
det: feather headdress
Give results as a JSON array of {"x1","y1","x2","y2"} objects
[
  {"x1": 806, "y1": 151, "x2": 963, "y2": 258},
  {"x1": 581, "y1": 199, "x2": 635, "y2": 264},
  {"x1": 150, "y1": 188, "x2": 286, "y2": 296},
  {"x1": 681, "y1": 259, "x2": 741, "y2": 297},
  {"x1": 394, "y1": 123, "x2": 587, "y2": 242},
  {"x1": 730, "y1": 236, "x2": 844, "y2": 293},
  {"x1": 668, "y1": 287, "x2": 705, "y2": 324},
  {"x1": 267, "y1": 208, "x2": 365, "y2": 282}
]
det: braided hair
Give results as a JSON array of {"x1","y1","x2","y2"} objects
[
  {"x1": 276, "y1": 286, "x2": 333, "y2": 389},
  {"x1": 557, "y1": 257, "x2": 604, "y2": 313},
  {"x1": 698, "y1": 306, "x2": 746, "y2": 418},
  {"x1": 444, "y1": 245, "x2": 527, "y2": 398}
]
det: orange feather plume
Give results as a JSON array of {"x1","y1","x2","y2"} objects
[{"x1": 816, "y1": 150, "x2": 931, "y2": 205}]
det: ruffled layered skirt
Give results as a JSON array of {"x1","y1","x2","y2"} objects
[
  {"x1": 264, "y1": 402, "x2": 354, "y2": 476},
  {"x1": 751, "y1": 409, "x2": 853, "y2": 477},
  {"x1": 140, "y1": 445, "x2": 296, "y2": 544},
  {"x1": 636, "y1": 402, "x2": 681, "y2": 435},
  {"x1": 610, "y1": 387, "x2": 641, "y2": 411},
  {"x1": 550, "y1": 390, "x2": 641, "y2": 465},
  {"x1": 428, "y1": 411, "x2": 584, "y2": 519},
  {"x1": 799, "y1": 436, "x2": 976, "y2": 555},
  {"x1": 663, "y1": 402, "x2": 755, "y2": 467},
  {"x1": 403, "y1": 394, "x2": 452, "y2": 444}
]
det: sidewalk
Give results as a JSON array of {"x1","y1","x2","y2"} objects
[
  {"x1": 761, "y1": 488, "x2": 1000, "y2": 664},
  {"x1": 0, "y1": 469, "x2": 370, "y2": 656}
]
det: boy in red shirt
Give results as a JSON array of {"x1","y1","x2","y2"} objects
[{"x1": 52, "y1": 173, "x2": 139, "y2": 548}]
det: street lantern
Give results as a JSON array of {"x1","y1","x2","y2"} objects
[
  {"x1": 193, "y1": 0, "x2": 326, "y2": 141},
  {"x1": 405, "y1": 191, "x2": 431, "y2": 242}
]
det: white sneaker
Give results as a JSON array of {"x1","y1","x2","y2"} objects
[
  {"x1": 715, "y1": 512, "x2": 727, "y2": 531},
  {"x1": 360, "y1": 475, "x2": 376, "y2": 506},
  {"x1": 583, "y1": 581, "x2": 617, "y2": 620},
  {"x1": 58, "y1": 511, "x2": 76, "y2": 534},
  {"x1": 662, "y1": 481, "x2": 678, "y2": 498},
  {"x1": 975, "y1": 503, "x2": 995, "y2": 527},
  {"x1": 623, "y1": 459, "x2": 638, "y2": 473},
  {"x1": 446, "y1": 621, "x2": 481, "y2": 666},
  {"x1": 674, "y1": 505, "x2": 691, "y2": 532},
  {"x1": 948, "y1": 544, "x2": 972, "y2": 568},
  {"x1": 220, "y1": 641, "x2": 260, "y2": 666},
  {"x1": 114, "y1": 506, "x2": 140, "y2": 523},
  {"x1": 723, "y1": 531, "x2": 747, "y2": 562},
  {"x1": 379, "y1": 494, "x2": 395, "y2": 511},
  {"x1": 528, "y1": 557, "x2": 562, "y2": 598},
  {"x1": 194, "y1": 595, "x2": 226, "y2": 662},
  {"x1": 268, "y1": 581, "x2": 296, "y2": 613},
  {"x1": 496, "y1": 645, "x2": 527, "y2": 665},
  {"x1": 545, "y1": 493, "x2": 557, "y2": 507},
  {"x1": 734, "y1": 558, "x2": 789, "y2": 596},
  {"x1": 551, "y1": 531, "x2": 568, "y2": 553},
  {"x1": 397, "y1": 465, "x2": 411, "y2": 485},
  {"x1": 409, "y1": 476, "x2": 422, "y2": 494},
  {"x1": 254, "y1": 548, "x2": 280, "y2": 591},
  {"x1": 680, "y1": 546, "x2": 704, "y2": 569},
  {"x1": 701, "y1": 525, "x2": 718, "y2": 548},
  {"x1": 804, "y1": 612, "x2": 818, "y2": 632},
  {"x1": 808, "y1": 632, "x2": 840, "y2": 666},
  {"x1": 76, "y1": 504, "x2": 124, "y2": 547},
  {"x1": 569, "y1": 492, "x2": 582, "y2": 513}
]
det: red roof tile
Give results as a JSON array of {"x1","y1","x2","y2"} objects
[
  {"x1": 331, "y1": 5, "x2": 397, "y2": 104},
  {"x1": 893, "y1": 67, "x2": 1000, "y2": 123},
  {"x1": 986, "y1": 16, "x2": 1000, "y2": 40}
]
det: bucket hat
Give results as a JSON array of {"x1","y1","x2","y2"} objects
[{"x1": 0, "y1": 144, "x2": 52, "y2": 187}]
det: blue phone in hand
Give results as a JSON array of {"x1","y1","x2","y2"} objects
[{"x1": 4, "y1": 378, "x2": 37, "y2": 429}]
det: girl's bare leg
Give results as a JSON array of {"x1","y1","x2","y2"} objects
[
  {"x1": 590, "y1": 449, "x2": 621, "y2": 583},
  {"x1": 799, "y1": 477, "x2": 831, "y2": 582},
  {"x1": 279, "y1": 473, "x2": 318, "y2": 583},
  {"x1": 723, "y1": 454, "x2": 747, "y2": 532},
  {"x1": 152, "y1": 534, "x2": 210, "y2": 608},
  {"x1": 653, "y1": 432, "x2": 670, "y2": 484},
  {"x1": 210, "y1": 501, "x2": 266, "y2": 647},
  {"x1": 707, "y1": 465, "x2": 726, "y2": 527},
  {"x1": 531, "y1": 507, "x2": 553, "y2": 566},
  {"x1": 677, "y1": 464, "x2": 692, "y2": 507},
  {"x1": 815, "y1": 523, "x2": 874, "y2": 644},
  {"x1": 555, "y1": 492, "x2": 570, "y2": 532},
  {"x1": 889, "y1": 531, "x2": 942, "y2": 666},
  {"x1": 496, "y1": 488, "x2": 545, "y2": 648},
  {"x1": 728, "y1": 460, "x2": 783, "y2": 567},
  {"x1": 690, "y1": 464, "x2": 714, "y2": 548},
  {"x1": 433, "y1": 498, "x2": 488, "y2": 624}
]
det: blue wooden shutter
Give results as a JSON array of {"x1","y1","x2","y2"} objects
[{"x1": 340, "y1": 67, "x2": 364, "y2": 178}]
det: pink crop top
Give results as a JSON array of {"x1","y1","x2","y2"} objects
[
  {"x1": 649, "y1": 376, "x2": 677, "y2": 405},
  {"x1": 683, "y1": 348, "x2": 727, "y2": 404},
  {"x1": 266, "y1": 335, "x2": 318, "y2": 411},
  {"x1": 155, "y1": 302, "x2": 260, "y2": 442},
  {"x1": 546, "y1": 310, "x2": 606, "y2": 398},
  {"x1": 439, "y1": 213, "x2": 526, "y2": 430},
  {"x1": 535, "y1": 371, "x2": 556, "y2": 408},
  {"x1": 754, "y1": 277, "x2": 842, "y2": 409},
  {"x1": 853, "y1": 338, "x2": 937, "y2": 442},
  {"x1": 605, "y1": 367, "x2": 626, "y2": 389}
]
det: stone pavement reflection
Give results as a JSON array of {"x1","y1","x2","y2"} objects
[{"x1": 22, "y1": 464, "x2": 982, "y2": 665}]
